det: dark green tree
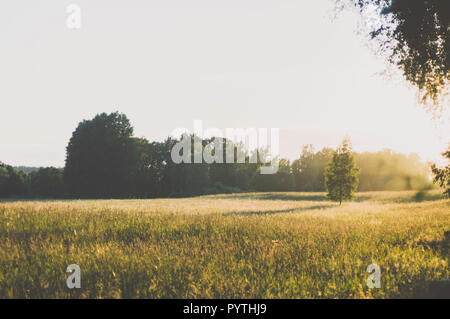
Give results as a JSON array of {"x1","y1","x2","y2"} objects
[
  {"x1": 30, "y1": 167, "x2": 65, "y2": 198},
  {"x1": 64, "y1": 112, "x2": 136, "y2": 198},
  {"x1": 131, "y1": 138, "x2": 168, "y2": 198},
  {"x1": 292, "y1": 145, "x2": 333, "y2": 191},
  {"x1": 160, "y1": 135, "x2": 210, "y2": 197},
  {"x1": 0, "y1": 164, "x2": 28, "y2": 197},
  {"x1": 0, "y1": 162, "x2": 8, "y2": 194},
  {"x1": 325, "y1": 138, "x2": 360, "y2": 204},
  {"x1": 291, "y1": 145, "x2": 315, "y2": 191},
  {"x1": 252, "y1": 158, "x2": 294, "y2": 192}
]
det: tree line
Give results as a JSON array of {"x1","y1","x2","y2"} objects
[{"x1": 0, "y1": 112, "x2": 443, "y2": 199}]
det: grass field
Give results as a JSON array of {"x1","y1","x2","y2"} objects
[{"x1": 0, "y1": 191, "x2": 448, "y2": 298}]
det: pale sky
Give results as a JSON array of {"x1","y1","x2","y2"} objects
[{"x1": 0, "y1": 0, "x2": 448, "y2": 167}]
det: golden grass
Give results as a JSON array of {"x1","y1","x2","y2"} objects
[{"x1": 0, "y1": 191, "x2": 448, "y2": 298}]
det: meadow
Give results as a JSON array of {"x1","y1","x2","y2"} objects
[{"x1": 0, "y1": 191, "x2": 448, "y2": 298}]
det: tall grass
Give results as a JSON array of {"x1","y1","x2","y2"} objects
[{"x1": 0, "y1": 191, "x2": 448, "y2": 298}]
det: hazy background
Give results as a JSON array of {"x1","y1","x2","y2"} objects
[{"x1": 1, "y1": 0, "x2": 448, "y2": 167}]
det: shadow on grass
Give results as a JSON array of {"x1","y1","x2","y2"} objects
[
  {"x1": 411, "y1": 231, "x2": 450, "y2": 299},
  {"x1": 410, "y1": 191, "x2": 447, "y2": 203},
  {"x1": 0, "y1": 198, "x2": 120, "y2": 203},
  {"x1": 223, "y1": 204, "x2": 335, "y2": 216},
  {"x1": 216, "y1": 193, "x2": 329, "y2": 201},
  {"x1": 216, "y1": 193, "x2": 373, "y2": 203},
  {"x1": 412, "y1": 280, "x2": 450, "y2": 299},
  {"x1": 352, "y1": 195, "x2": 371, "y2": 202},
  {"x1": 0, "y1": 198, "x2": 69, "y2": 203}
]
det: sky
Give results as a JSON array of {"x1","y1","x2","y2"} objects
[{"x1": 0, "y1": 0, "x2": 448, "y2": 167}]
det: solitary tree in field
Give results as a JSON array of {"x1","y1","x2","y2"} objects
[{"x1": 325, "y1": 138, "x2": 360, "y2": 205}]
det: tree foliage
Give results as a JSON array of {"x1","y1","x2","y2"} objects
[
  {"x1": 253, "y1": 159, "x2": 294, "y2": 192},
  {"x1": 29, "y1": 167, "x2": 65, "y2": 198},
  {"x1": 0, "y1": 163, "x2": 28, "y2": 198},
  {"x1": 64, "y1": 112, "x2": 136, "y2": 198},
  {"x1": 291, "y1": 145, "x2": 333, "y2": 191},
  {"x1": 431, "y1": 145, "x2": 450, "y2": 197},
  {"x1": 338, "y1": 0, "x2": 449, "y2": 113},
  {"x1": 325, "y1": 138, "x2": 360, "y2": 204},
  {"x1": 0, "y1": 112, "x2": 437, "y2": 199},
  {"x1": 355, "y1": 150, "x2": 431, "y2": 190}
]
